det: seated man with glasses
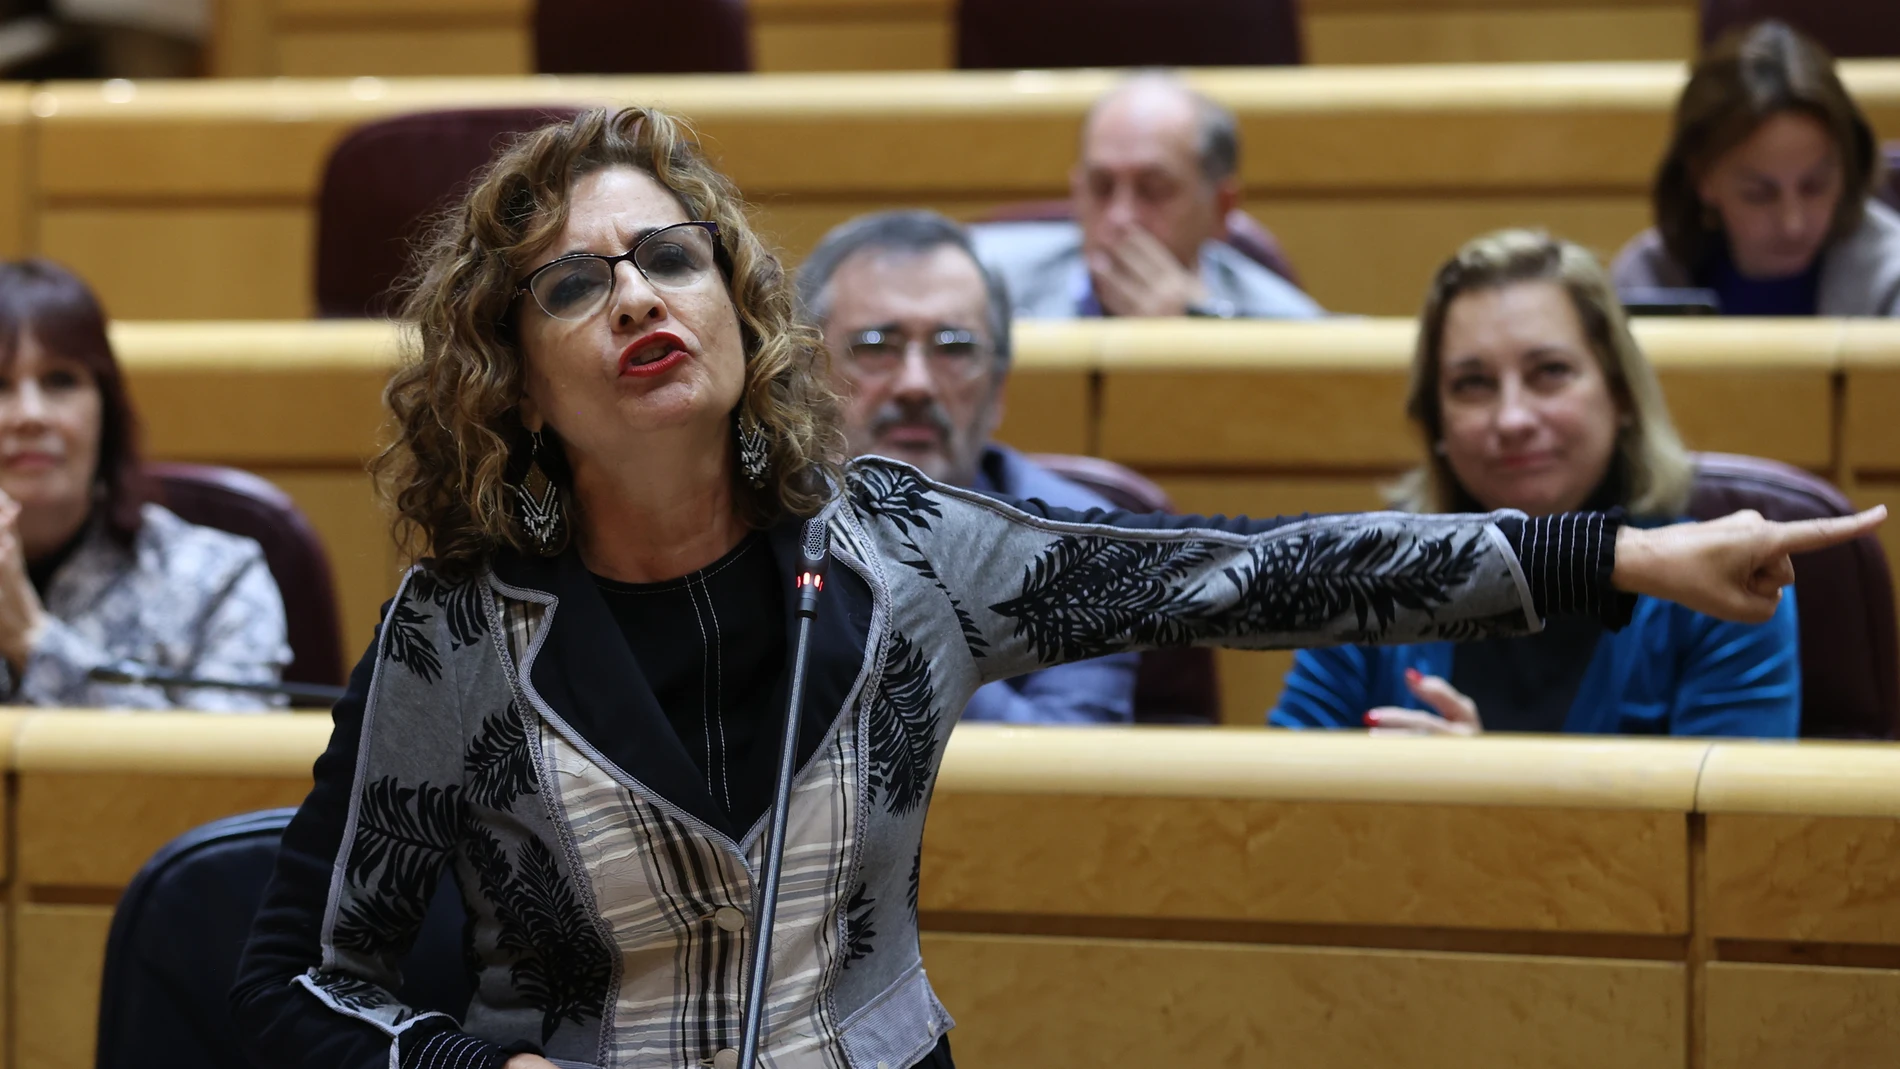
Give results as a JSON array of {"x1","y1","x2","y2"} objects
[{"x1": 795, "y1": 210, "x2": 1138, "y2": 724}]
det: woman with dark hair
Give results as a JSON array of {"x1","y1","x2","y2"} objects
[
  {"x1": 231, "y1": 107, "x2": 1875, "y2": 1069},
  {"x1": 1612, "y1": 20, "x2": 1900, "y2": 316},
  {"x1": 1274, "y1": 230, "x2": 1799, "y2": 737},
  {"x1": 0, "y1": 260, "x2": 288, "y2": 708}
]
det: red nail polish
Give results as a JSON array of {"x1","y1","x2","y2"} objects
[
  {"x1": 1405, "y1": 668, "x2": 1423, "y2": 684},
  {"x1": 1363, "y1": 711, "x2": 1380, "y2": 726}
]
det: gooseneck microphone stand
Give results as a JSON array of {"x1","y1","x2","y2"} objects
[
  {"x1": 738, "y1": 518, "x2": 830, "y2": 1068},
  {"x1": 86, "y1": 661, "x2": 348, "y2": 707}
]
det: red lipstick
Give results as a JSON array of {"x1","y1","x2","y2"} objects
[{"x1": 619, "y1": 332, "x2": 691, "y2": 379}]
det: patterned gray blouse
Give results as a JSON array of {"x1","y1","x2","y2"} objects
[{"x1": 9, "y1": 503, "x2": 291, "y2": 709}]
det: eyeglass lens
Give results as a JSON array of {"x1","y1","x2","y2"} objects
[
  {"x1": 528, "y1": 223, "x2": 719, "y2": 321},
  {"x1": 845, "y1": 328, "x2": 988, "y2": 381}
]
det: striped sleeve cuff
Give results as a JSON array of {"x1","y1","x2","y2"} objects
[
  {"x1": 1494, "y1": 510, "x2": 1637, "y2": 629},
  {"x1": 398, "y1": 1023, "x2": 511, "y2": 1069}
]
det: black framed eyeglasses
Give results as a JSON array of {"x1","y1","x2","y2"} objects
[
  {"x1": 516, "y1": 221, "x2": 724, "y2": 321},
  {"x1": 841, "y1": 327, "x2": 992, "y2": 384}
]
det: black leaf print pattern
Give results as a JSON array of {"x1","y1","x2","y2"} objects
[
  {"x1": 849, "y1": 463, "x2": 942, "y2": 536},
  {"x1": 464, "y1": 704, "x2": 538, "y2": 811},
  {"x1": 865, "y1": 631, "x2": 940, "y2": 816},
  {"x1": 465, "y1": 826, "x2": 612, "y2": 1044},
  {"x1": 308, "y1": 971, "x2": 407, "y2": 1022},
  {"x1": 989, "y1": 537, "x2": 1218, "y2": 663},
  {"x1": 347, "y1": 777, "x2": 462, "y2": 900},
  {"x1": 409, "y1": 572, "x2": 491, "y2": 651},
  {"x1": 843, "y1": 884, "x2": 876, "y2": 964},
  {"x1": 332, "y1": 887, "x2": 430, "y2": 953},
  {"x1": 382, "y1": 599, "x2": 442, "y2": 683},
  {"x1": 1213, "y1": 528, "x2": 1484, "y2": 643},
  {"x1": 897, "y1": 535, "x2": 990, "y2": 659},
  {"x1": 907, "y1": 848, "x2": 922, "y2": 920},
  {"x1": 1427, "y1": 608, "x2": 1535, "y2": 643}
]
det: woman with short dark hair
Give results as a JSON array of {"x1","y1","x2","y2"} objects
[
  {"x1": 232, "y1": 107, "x2": 1875, "y2": 1069},
  {"x1": 0, "y1": 259, "x2": 288, "y2": 706},
  {"x1": 1612, "y1": 20, "x2": 1900, "y2": 316}
]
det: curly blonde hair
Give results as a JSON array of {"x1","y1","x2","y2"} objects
[{"x1": 374, "y1": 107, "x2": 845, "y2": 577}]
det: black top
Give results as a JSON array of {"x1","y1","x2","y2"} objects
[
  {"x1": 593, "y1": 532, "x2": 786, "y2": 832},
  {"x1": 1448, "y1": 473, "x2": 1622, "y2": 732},
  {"x1": 1450, "y1": 613, "x2": 1605, "y2": 732}
]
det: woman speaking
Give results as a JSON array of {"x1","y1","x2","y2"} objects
[{"x1": 233, "y1": 108, "x2": 1879, "y2": 1069}]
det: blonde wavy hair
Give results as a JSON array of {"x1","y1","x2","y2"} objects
[
  {"x1": 1391, "y1": 229, "x2": 1694, "y2": 519},
  {"x1": 375, "y1": 107, "x2": 844, "y2": 577}
]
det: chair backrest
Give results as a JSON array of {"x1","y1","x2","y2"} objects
[
  {"x1": 958, "y1": 0, "x2": 1302, "y2": 68},
  {"x1": 1027, "y1": 453, "x2": 1220, "y2": 725},
  {"x1": 1685, "y1": 453, "x2": 1899, "y2": 738},
  {"x1": 979, "y1": 200, "x2": 1303, "y2": 288},
  {"x1": 535, "y1": 0, "x2": 750, "y2": 73},
  {"x1": 1700, "y1": 0, "x2": 1900, "y2": 57},
  {"x1": 96, "y1": 809, "x2": 470, "y2": 1069},
  {"x1": 315, "y1": 107, "x2": 583, "y2": 318},
  {"x1": 1881, "y1": 142, "x2": 1900, "y2": 210},
  {"x1": 147, "y1": 463, "x2": 344, "y2": 688}
]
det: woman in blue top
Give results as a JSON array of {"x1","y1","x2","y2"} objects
[{"x1": 1272, "y1": 229, "x2": 1801, "y2": 737}]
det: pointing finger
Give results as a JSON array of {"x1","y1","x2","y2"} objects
[{"x1": 1774, "y1": 507, "x2": 1886, "y2": 556}]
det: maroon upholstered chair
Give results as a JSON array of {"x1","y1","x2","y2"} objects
[
  {"x1": 315, "y1": 107, "x2": 583, "y2": 318},
  {"x1": 1700, "y1": 0, "x2": 1900, "y2": 58},
  {"x1": 147, "y1": 463, "x2": 344, "y2": 689},
  {"x1": 1028, "y1": 453, "x2": 1220, "y2": 725},
  {"x1": 535, "y1": 0, "x2": 750, "y2": 73},
  {"x1": 958, "y1": 0, "x2": 1302, "y2": 68},
  {"x1": 1685, "y1": 453, "x2": 1898, "y2": 738},
  {"x1": 1880, "y1": 142, "x2": 1900, "y2": 210},
  {"x1": 980, "y1": 200, "x2": 1303, "y2": 288}
]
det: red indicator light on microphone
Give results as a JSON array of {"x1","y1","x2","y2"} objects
[{"x1": 797, "y1": 572, "x2": 823, "y2": 591}]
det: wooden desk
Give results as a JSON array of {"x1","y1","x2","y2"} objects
[
  {"x1": 25, "y1": 63, "x2": 1900, "y2": 320},
  {"x1": 205, "y1": 0, "x2": 1698, "y2": 78},
  {"x1": 7, "y1": 715, "x2": 1895, "y2": 1069},
  {"x1": 9, "y1": 711, "x2": 327, "y2": 1069},
  {"x1": 108, "y1": 316, "x2": 1900, "y2": 720}
]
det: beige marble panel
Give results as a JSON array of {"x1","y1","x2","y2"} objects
[
  {"x1": 275, "y1": 27, "x2": 531, "y2": 77},
  {"x1": 1705, "y1": 961, "x2": 1900, "y2": 1068},
  {"x1": 920, "y1": 932, "x2": 1685, "y2": 1069},
  {"x1": 1306, "y1": 8, "x2": 1694, "y2": 65},
  {"x1": 15, "y1": 903, "x2": 114, "y2": 1069},
  {"x1": 922, "y1": 793, "x2": 1689, "y2": 933},
  {"x1": 18, "y1": 770, "x2": 316, "y2": 888},
  {"x1": 1703, "y1": 813, "x2": 1900, "y2": 945},
  {"x1": 37, "y1": 206, "x2": 315, "y2": 320}
]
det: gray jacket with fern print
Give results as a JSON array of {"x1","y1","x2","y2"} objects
[{"x1": 233, "y1": 456, "x2": 1617, "y2": 1069}]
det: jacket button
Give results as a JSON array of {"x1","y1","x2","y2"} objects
[
  {"x1": 714, "y1": 906, "x2": 747, "y2": 932},
  {"x1": 713, "y1": 1048, "x2": 739, "y2": 1069}
]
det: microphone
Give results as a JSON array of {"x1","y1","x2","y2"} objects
[
  {"x1": 739, "y1": 517, "x2": 829, "y2": 1067},
  {"x1": 794, "y1": 517, "x2": 829, "y2": 619},
  {"x1": 87, "y1": 661, "x2": 348, "y2": 708}
]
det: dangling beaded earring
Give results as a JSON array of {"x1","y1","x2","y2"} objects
[
  {"x1": 513, "y1": 430, "x2": 567, "y2": 555},
  {"x1": 736, "y1": 409, "x2": 770, "y2": 488}
]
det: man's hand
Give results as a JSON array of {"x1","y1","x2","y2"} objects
[
  {"x1": 1087, "y1": 225, "x2": 1208, "y2": 317},
  {"x1": 1364, "y1": 668, "x2": 1483, "y2": 736}
]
